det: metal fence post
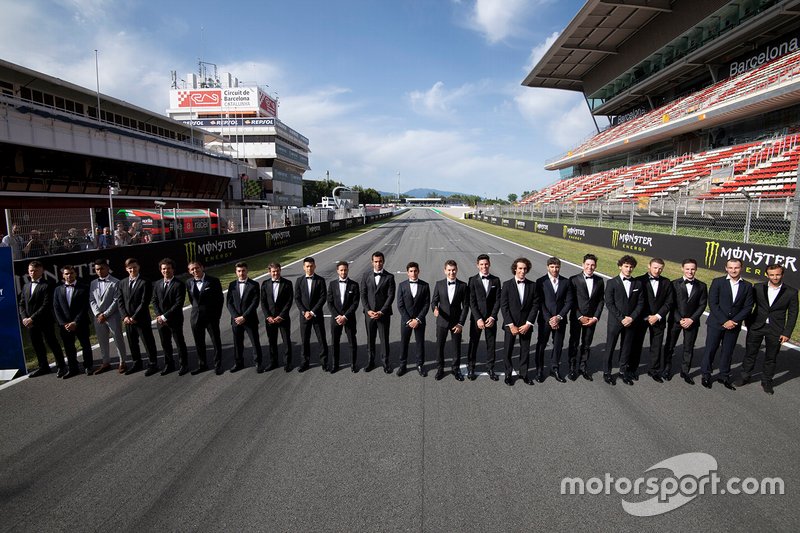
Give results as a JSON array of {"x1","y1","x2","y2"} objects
[
  {"x1": 671, "y1": 199, "x2": 678, "y2": 235},
  {"x1": 629, "y1": 202, "x2": 634, "y2": 231},
  {"x1": 744, "y1": 197, "x2": 753, "y2": 243},
  {"x1": 787, "y1": 164, "x2": 800, "y2": 247}
]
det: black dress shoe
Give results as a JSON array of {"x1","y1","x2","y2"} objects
[
  {"x1": 215, "y1": 365, "x2": 225, "y2": 375},
  {"x1": 160, "y1": 365, "x2": 175, "y2": 376},
  {"x1": 29, "y1": 367, "x2": 52, "y2": 378},
  {"x1": 396, "y1": 366, "x2": 407, "y2": 377},
  {"x1": 701, "y1": 376, "x2": 712, "y2": 389},
  {"x1": 621, "y1": 373, "x2": 634, "y2": 386},
  {"x1": 144, "y1": 365, "x2": 160, "y2": 377},
  {"x1": 84, "y1": 367, "x2": 94, "y2": 376},
  {"x1": 56, "y1": 367, "x2": 68, "y2": 378},
  {"x1": 124, "y1": 361, "x2": 144, "y2": 375},
  {"x1": 550, "y1": 370, "x2": 566, "y2": 383},
  {"x1": 504, "y1": 375, "x2": 514, "y2": 386},
  {"x1": 662, "y1": 373, "x2": 672, "y2": 382},
  {"x1": 383, "y1": 365, "x2": 393, "y2": 374},
  {"x1": 523, "y1": 376, "x2": 535, "y2": 385},
  {"x1": 581, "y1": 370, "x2": 593, "y2": 381},
  {"x1": 568, "y1": 370, "x2": 578, "y2": 381},
  {"x1": 631, "y1": 373, "x2": 639, "y2": 381},
  {"x1": 364, "y1": 363, "x2": 376, "y2": 373},
  {"x1": 284, "y1": 365, "x2": 292, "y2": 373},
  {"x1": 467, "y1": 371, "x2": 477, "y2": 381},
  {"x1": 330, "y1": 366, "x2": 338, "y2": 374},
  {"x1": 453, "y1": 370, "x2": 465, "y2": 382},
  {"x1": 264, "y1": 362, "x2": 279, "y2": 372},
  {"x1": 649, "y1": 373, "x2": 664, "y2": 383},
  {"x1": 680, "y1": 372, "x2": 694, "y2": 385},
  {"x1": 535, "y1": 372, "x2": 545, "y2": 383},
  {"x1": 64, "y1": 368, "x2": 81, "y2": 379},
  {"x1": 736, "y1": 374, "x2": 751, "y2": 387},
  {"x1": 487, "y1": 369, "x2": 499, "y2": 381},
  {"x1": 416, "y1": 365, "x2": 427, "y2": 377},
  {"x1": 719, "y1": 378, "x2": 736, "y2": 391},
  {"x1": 298, "y1": 363, "x2": 310, "y2": 373},
  {"x1": 762, "y1": 381, "x2": 775, "y2": 394},
  {"x1": 603, "y1": 373, "x2": 615, "y2": 385},
  {"x1": 178, "y1": 366, "x2": 190, "y2": 376},
  {"x1": 351, "y1": 365, "x2": 358, "y2": 373},
  {"x1": 191, "y1": 365, "x2": 208, "y2": 376},
  {"x1": 434, "y1": 368, "x2": 445, "y2": 381}
]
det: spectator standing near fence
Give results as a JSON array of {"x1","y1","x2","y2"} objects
[
  {"x1": 114, "y1": 223, "x2": 131, "y2": 247},
  {"x1": 23, "y1": 230, "x2": 48, "y2": 257},
  {"x1": 1, "y1": 224, "x2": 25, "y2": 259}
]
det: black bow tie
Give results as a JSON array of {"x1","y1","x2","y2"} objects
[
  {"x1": 306, "y1": 277, "x2": 314, "y2": 280},
  {"x1": 98, "y1": 278, "x2": 108, "y2": 283},
  {"x1": 374, "y1": 272, "x2": 382, "y2": 277},
  {"x1": 448, "y1": 281, "x2": 457, "y2": 286},
  {"x1": 481, "y1": 276, "x2": 489, "y2": 280},
  {"x1": 584, "y1": 275, "x2": 593, "y2": 279},
  {"x1": 238, "y1": 281, "x2": 247, "y2": 284},
  {"x1": 408, "y1": 281, "x2": 418, "y2": 284},
  {"x1": 685, "y1": 279, "x2": 694, "y2": 285},
  {"x1": 339, "y1": 280, "x2": 347, "y2": 283},
  {"x1": 649, "y1": 277, "x2": 660, "y2": 281},
  {"x1": 31, "y1": 280, "x2": 40, "y2": 284},
  {"x1": 517, "y1": 280, "x2": 525, "y2": 284},
  {"x1": 272, "y1": 279, "x2": 280, "y2": 283},
  {"x1": 66, "y1": 284, "x2": 75, "y2": 288},
  {"x1": 623, "y1": 277, "x2": 632, "y2": 282}
]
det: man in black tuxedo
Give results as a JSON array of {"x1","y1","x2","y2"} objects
[
  {"x1": 53, "y1": 265, "x2": 92, "y2": 377},
  {"x1": 119, "y1": 258, "x2": 160, "y2": 376},
  {"x1": 534, "y1": 256, "x2": 573, "y2": 383},
  {"x1": 631, "y1": 258, "x2": 673, "y2": 383},
  {"x1": 361, "y1": 251, "x2": 395, "y2": 373},
  {"x1": 152, "y1": 258, "x2": 189, "y2": 375},
  {"x1": 186, "y1": 261, "x2": 224, "y2": 375},
  {"x1": 226, "y1": 262, "x2": 263, "y2": 373},
  {"x1": 500, "y1": 257, "x2": 539, "y2": 386},
  {"x1": 700, "y1": 258, "x2": 754, "y2": 389},
  {"x1": 396, "y1": 261, "x2": 430, "y2": 377},
  {"x1": 663, "y1": 258, "x2": 708, "y2": 384},
  {"x1": 739, "y1": 264, "x2": 798, "y2": 394},
  {"x1": 567, "y1": 254, "x2": 604, "y2": 381},
  {"x1": 327, "y1": 261, "x2": 360, "y2": 373},
  {"x1": 261, "y1": 262, "x2": 293, "y2": 372},
  {"x1": 431, "y1": 259, "x2": 470, "y2": 381},
  {"x1": 467, "y1": 254, "x2": 501, "y2": 381},
  {"x1": 294, "y1": 256, "x2": 328, "y2": 372},
  {"x1": 604, "y1": 255, "x2": 645, "y2": 386},
  {"x1": 19, "y1": 260, "x2": 66, "y2": 377}
]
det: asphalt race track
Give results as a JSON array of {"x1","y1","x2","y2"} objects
[{"x1": 1, "y1": 209, "x2": 798, "y2": 532}]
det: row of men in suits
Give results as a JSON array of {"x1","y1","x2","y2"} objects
[{"x1": 19, "y1": 251, "x2": 797, "y2": 394}]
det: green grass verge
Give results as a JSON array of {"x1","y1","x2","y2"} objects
[
  {"x1": 446, "y1": 214, "x2": 800, "y2": 343},
  {"x1": 20, "y1": 222, "x2": 380, "y2": 370}
]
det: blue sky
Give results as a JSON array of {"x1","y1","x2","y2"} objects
[{"x1": 0, "y1": 0, "x2": 593, "y2": 198}]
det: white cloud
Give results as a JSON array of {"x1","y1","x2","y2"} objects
[
  {"x1": 515, "y1": 87, "x2": 596, "y2": 152},
  {"x1": 469, "y1": 0, "x2": 537, "y2": 43},
  {"x1": 527, "y1": 31, "x2": 560, "y2": 71},
  {"x1": 408, "y1": 81, "x2": 479, "y2": 118}
]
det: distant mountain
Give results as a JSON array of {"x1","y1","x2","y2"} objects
[{"x1": 403, "y1": 188, "x2": 464, "y2": 198}]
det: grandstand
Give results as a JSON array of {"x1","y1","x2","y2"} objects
[{"x1": 522, "y1": 0, "x2": 800, "y2": 208}]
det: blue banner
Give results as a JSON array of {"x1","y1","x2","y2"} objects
[{"x1": 0, "y1": 247, "x2": 25, "y2": 379}]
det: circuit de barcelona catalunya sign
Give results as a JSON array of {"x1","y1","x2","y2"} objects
[{"x1": 473, "y1": 214, "x2": 800, "y2": 286}]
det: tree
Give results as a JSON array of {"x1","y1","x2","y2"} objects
[
  {"x1": 508, "y1": 193, "x2": 518, "y2": 203},
  {"x1": 303, "y1": 178, "x2": 342, "y2": 206}
]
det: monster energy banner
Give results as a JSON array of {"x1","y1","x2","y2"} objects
[
  {"x1": 473, "y1": 214, "x2": 800, "y2": 286},
  {"x1": 10, "y1": 212, "x2": 396, "y2": 288}
]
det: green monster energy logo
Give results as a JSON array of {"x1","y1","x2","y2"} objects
[
  {"x1": 611, "y1": 230, "x2": 620, "y2": 248},
  {"x1": 185, "y1": 241, "x2": 197, "y2": 264},
  {"x1": 704, "y1": 241, "x2": 721, "y2": 268},
  {"x1": 563, "y1": 225, "x2": 568, "y2": 239},
  {"x1": 265, "y1": 231, "x2": 272, "y2": 249}
]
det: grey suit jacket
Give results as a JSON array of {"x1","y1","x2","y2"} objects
[{"x1": 89, "y1": 276, "x2": 122, "y2": 319}]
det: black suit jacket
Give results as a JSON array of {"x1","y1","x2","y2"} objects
[
  {"x1": 19, "y1": 277, "x2": 56, "y2": 323},
  {"x1": 568, "y1": 274, "x2": 604, "y2": 320},
  {"x1": 227, "y1": 278, "x2": 261, "y2": 325},
  {"x1": 431, "y1": 279, "x2": 469, "y2": 328},
  {"x1": 668, "y1": 278, "x2": 708, "y2": 324},
  {"x1": 636, "y1": 274, "x2": 673, "y2": 322},
  {"x1": 361, "y1": 271, "x2": 395, "y2": 316},
  {"x1": 745, "y1": 282, "x2": 799, "y2": 336},
  {"x1": 536, "y1": 275, "x2": 573, "y2": 323},
  {"x1": 397, "y1": 279, "x2": 430, "y2": 325},
  {"x1": 604, "y1": 275, "x2": 645, "y2": 325},
  {"x1": 295, "y1": 274, "x2": 327, "y2": 319},
  {"x1": 500, "y1": 278, "x2": 539, "y2": 327},
  {"x1": 327, "y1": 278, "x2": 360, "y2": 321},
  {"x1": 152, "y1": 278, "x2": 187, "y2": 325},
  {"x1": 261, "y1": 278, "x2": 293, "y2": 320},
  {"x1": 707, "y1": 276, "x2": 754, "y2": 328},
  {"x1": 119, "y1": 277, "x2": 154, "y2": 322},
  {"x1": 468, "y1": 273, "x2": 501, "y2": 322},
  {"x1": 53, "y1": 282, "x2": 91, "y2": 326},
  {"x1": 186, "y1": 276, "x2": 224, "y2": 321}
]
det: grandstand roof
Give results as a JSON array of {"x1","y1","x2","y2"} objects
[{"x1": 523, "y1": 0, "x2": 800, "y2": 115}]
